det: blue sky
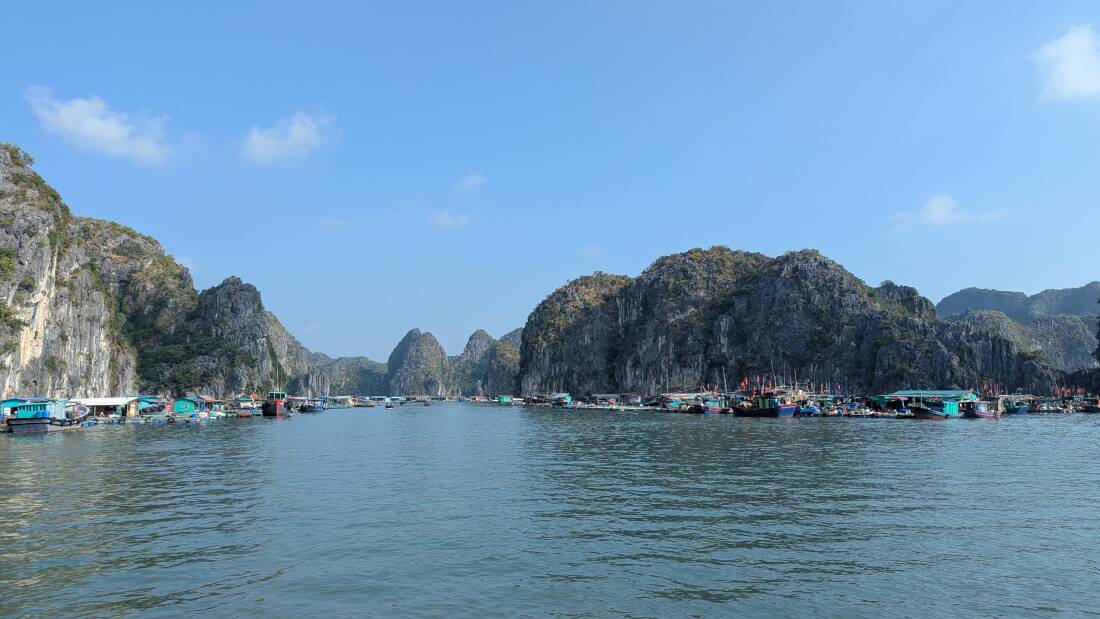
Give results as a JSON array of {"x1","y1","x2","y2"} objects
[{"x1": 3, "y1": 2, "x2": 1100, "y2": 359}]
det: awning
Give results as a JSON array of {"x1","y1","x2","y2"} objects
[{"x1": 72, "y1": 397, "x2": 138, "y2": 407}]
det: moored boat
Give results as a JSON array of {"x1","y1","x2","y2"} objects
[
  {"x1": 298, "y1": 399, "x2": 324, "y2": 413},
  {"x1": 262, "y1": 390, "x2": 291, "y2": 417},
  {"x1": 909, "y1": 399, "x2": 961, "y2": 419},
  {"x1": 734, "y1": 395, "x2": 797, "y2": 417},
  {"x1": 6, "y1": 398, "x2": 91, "y2": 433},
  {"x1": 961, "y1": 400, "x2": 999, "y2": 419}
]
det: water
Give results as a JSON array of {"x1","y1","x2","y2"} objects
[{"x1": 2, "y1": 405, "x2": 1099, "y2": 617}]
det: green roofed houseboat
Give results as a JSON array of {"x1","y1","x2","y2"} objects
[{"x1": 884, "y1": 390, "x2": 976, "y2": 420}]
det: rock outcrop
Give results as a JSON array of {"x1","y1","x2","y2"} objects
[
  {"x1": 937, "y1": 283, "x2": 1100, "y2": 372},
  {"x1": 447, "y1": 329, "x2": 521, "y2": 396},
  {"x1": 499, "y1": 328, "x2": 523, "y2": 349},
  {"x1": 938, "y1": 283, "x2": 1100, "y2": 323},
  {"x1": 290, "y1": 353, "x2": 388, "y2": 397},
  {"x1": 387, "y1": 328, "x2": 453, "y2": 396},
  {"x1": 519, "y1": 246, "x2": 1061, "y2": 396},
  {"x1": 0, "y1": 144, "x2": 317, "y2": 398}
]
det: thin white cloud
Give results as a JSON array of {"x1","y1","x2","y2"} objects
[
  {"x1": 430, "y1": 209, "x2": 471, "y2": 228},
  {"x1": 24, "y1": 86, "x2": 171, "y2": 165},
  {"x1": 242, "y1": 112, "x2": 333, "y2": 164},
  {"x1": 892, "y1": 195, "x2": 1007, "y2": 229},
  {"x1": 454, "y1": 173, "x2": 486, "y2": 192},
  {"x1": 1033, "y1": 24, "x2": 1100, "y2": 100},
  {"x1": 318, "y1": 216, "x2": 349, "y2": 233}
]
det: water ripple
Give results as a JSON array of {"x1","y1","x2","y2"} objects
[{"x1": 2, "y1": 407, "x2": 1100, "y2": 616}]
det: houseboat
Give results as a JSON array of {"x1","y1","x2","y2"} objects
[
  {"x1": 884, "y1": 390, "x2": 971, "y2": 420},
  {"x1": 6, "y1": 398, "x2": 91, "y2": 433},
  {"x1": 171, "y1": 397, "x2": 208, "y2": 420}
]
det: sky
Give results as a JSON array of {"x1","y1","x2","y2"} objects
[{"x1": 2, "y1": 1, "x2": 1100, "y2": 359}]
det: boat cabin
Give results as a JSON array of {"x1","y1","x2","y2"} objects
[
  {"x1": 1, "y1": 397, "x2": 26, "y2": 417},
  {"x1": 11, "y1": 398, "x2": 69, "y2": 420}
]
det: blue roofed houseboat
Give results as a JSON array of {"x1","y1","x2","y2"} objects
[{"x1": 6, "y1": 398, "x2": 91, "y2": 433}]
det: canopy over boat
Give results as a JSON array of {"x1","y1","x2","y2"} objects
[{"x1": 882, "y1": 390, "x2": 978, "y2": 401}]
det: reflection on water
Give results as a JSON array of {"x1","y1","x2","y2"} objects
[{"x1": 1, "y1": 407, "x2": 1099, "y2": 616}]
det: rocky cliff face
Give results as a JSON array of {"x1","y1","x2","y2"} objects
[
  {"x1": 519, "y1": 247, "x2": 1061, "y2": 396},
  {"x1": 945, "y1": 310, "x2": 1098, "y2": 373},
  {"x1": 142, "y1": 276, "x2": 313, "y2": 396},
  {"x1": 0, "y1": 144, "x2": 137, "y2": 397},
  {"x1": 938, "y1": 283, "x2": 1100, "y2": 323},
  {"x1": 0, "y1": 145, "x2": 316, "y2": 398},
  {"x1": 499, "y1": 328, "x2": 523, "y2": 349},
  {"x1": 447, "y1": 329, "x2": 521, "y2": 396},
  {"x1": 387, "y1": 328, "x2": 453, "y2": 396},
  {"x1": 290, "y1": 353, "x2": 388, "y2": 397},
  {"x1": 937, "y1": 283, "x2": 1100, "y2": 372}
]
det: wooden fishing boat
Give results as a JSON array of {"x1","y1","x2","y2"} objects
[
  {"x1": 6, "y1": 399, "x2": 91, "y2": 433},
  {"x1": 734, "y1": 395, "x2": 797, "y2": 417},
  {"x1": 298, "y1": 399, "x2": 324, "y2": 413},
  {"x1": 262, "y1": 390, "x2": 291, "y2": 417},
  {"x1": 961, "y1": 400, "x2": 999, "y2": 419},
  {"x1": 910, "y1": 399, "x2": 961, "y2": 419}
]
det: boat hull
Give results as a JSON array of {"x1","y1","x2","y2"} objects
[
  {"x1": 964, "y1": 410, "x2": 1000, "y2": 419},
  {"x1": 1003, "y1": 405, "x2": 1030, "y2": 414},
  {"x1": 1081, "y1": 405, "x2": 1100, "y2": 413},
  {"x1": 734, "y1": 404, "x2": 797, "y2": 418},
  {"x1": 261, "y1": 401, "x2": 289, "y2": 417},
  {"x1": 910, "y1": 404, "x2": 957, "y2": 420},
  {"x1": 7, "y1": 412, "x2": 92, "y2": 434},
  {"x1": 298, "y1": 405, "x2": 324, "y2": 413}
]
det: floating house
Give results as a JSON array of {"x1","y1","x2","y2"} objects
[
  {"x1": 172, "y1": 397, "x2": 207, "y2": 416},
  {"x1": 75, "y1": 397, "x2": 143, "y2": 417},
  {"x1": 551, "y1": 393, "x2": 574, "y2": 407},
  {"x1": 590, "y1": 393, "x2": 620, "y2": 405},
  {"x1": 877, "y1": 390, "x2": 977, "y2": 418}
]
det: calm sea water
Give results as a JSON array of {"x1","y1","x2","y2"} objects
[{"x1": 2, "y1": 404, "x2": 1099, "y2": 617}]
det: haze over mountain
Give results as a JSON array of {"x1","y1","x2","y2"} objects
[{"x1": 937, "y1": 284, "x2": 1100, "y2": 373}]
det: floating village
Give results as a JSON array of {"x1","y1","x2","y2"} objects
[{"x1": 4, "y1": 379, "x2": 1100, "y2": 434}]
